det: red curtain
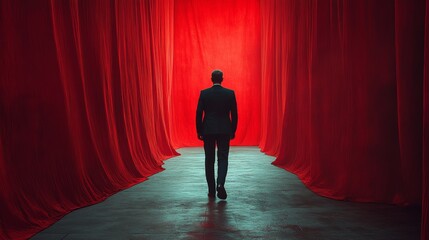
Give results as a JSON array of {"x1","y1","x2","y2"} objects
[
  {"x1": 263, "y1": 0, "x2": 423, "y2": 203},
  {"x1": 0, "y1": 0, "x2": 177, "y2": 239},
  {"x1": 170, "y1": 0, "x2": 261, "y2": 147},
  {"x1": 259, "y1": 0, "x2": 428, "y2": 238}
]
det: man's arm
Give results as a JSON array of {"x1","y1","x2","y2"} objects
[
  {"x1": 230, "y1": 91, "x2": 238, "y2": 139},
  {"x1": 196, "y1": 91, "x2": 204, "y2": 140}
]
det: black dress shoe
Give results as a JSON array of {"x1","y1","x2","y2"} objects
[
  {"x1": 217, "y1": 186, "x2": 227, "y2": 200},
  {"x1": 208, "y1": 192, "x2": 216, "y2": 199}
]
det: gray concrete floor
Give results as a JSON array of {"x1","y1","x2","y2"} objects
[{"x1": 31, "y1": 147, "x2": 420, "y2": 240}]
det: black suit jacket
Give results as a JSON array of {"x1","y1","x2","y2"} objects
[{"x1": 196, "y1": 85, "x2": 238, "y2": 136}]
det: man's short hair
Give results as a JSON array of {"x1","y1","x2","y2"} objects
[{"x1": 211, "y1": 69, "x2": 223, "y2": 83}]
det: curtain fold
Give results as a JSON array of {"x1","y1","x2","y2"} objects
[
  {"x1": 394, "y1": 0, "x2": 425, "y2": 204},
  {"x1": 422, "y1": 0, "x2": 429, "y2": 238},
  {"x1": 259, "y1": 0, "x2": 288, "y2": 156},
  {"x1": 0, "y1": 1, "x2": 177, "y2": 239}
]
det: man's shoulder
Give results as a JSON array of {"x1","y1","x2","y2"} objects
[
  {"x1": 220, "y1": 87, "x2": 235, "y2": 96},
  {"x1": 201, "y1": 87, "x2": 234, "y2": 92},
  {"x1": 200, "y1": 88, "x2": 211, "y2": 95},
  {"x1": 200, "y1": 86, "x2": 235, "y2": 94},
  {"x1": 222, "y1": 87, "x2": 234, "y2": 93}
]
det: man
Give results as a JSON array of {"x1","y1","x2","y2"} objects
[{"x1": 196, "y1": 69, "x2": 238, "y2": 200}]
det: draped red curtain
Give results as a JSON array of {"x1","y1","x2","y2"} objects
[
  {"x1": 262, "y1": 0, "x2": 422, "y2": 203},
  {"x1": 0, "y1": 0, "x2": 177, "y2": 239},
  {"x1": 259, "y1": 0, "x2": 428, "y2": 238},
  {"x1": 1, "y1": 0, "x2": 428, "y2": 239},
  {"x1": 170, "y1": 0, "x2": 261, "y2": 147}
]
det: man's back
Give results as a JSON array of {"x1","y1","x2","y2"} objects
[{"x1": 196, "y1": 85, "x2": 238, "y2": 136}]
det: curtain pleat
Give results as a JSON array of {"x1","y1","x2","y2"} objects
[{"x1": 422, "y1": 0, "x2": 429, "y2": 238}]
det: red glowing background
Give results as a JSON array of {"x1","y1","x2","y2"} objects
[{"x1": 171, "y1": 0, "x2": 261, "y2": 147}]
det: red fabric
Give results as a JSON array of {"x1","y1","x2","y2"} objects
[
  {"x1": 0, "y1": 0, "x2": 177, "y2": 239},
  {"x1": 261, "y1": 1, "x2": 428, "y2": 236},
  {"x1": 1, "y1": 0, "x2": 428, "y2": 239},
  {"x1": 394, "y1": 0, "x2": 426, "y2": 205},
  {"x1": 170, "y1": 0, "x2": 261, "y2": 147},
  {"x1": 423, "y1": 0, "x2": 429, "y2": 238},
  {"x1": 263, "y1": 0, "x2": 423, "y2": 203},
  {"x1": 260, "y1": 0, "x2": 427, "y2": 236},
  {"x1": 259, "y1": 0, "x2": 288, "y2": 156}
]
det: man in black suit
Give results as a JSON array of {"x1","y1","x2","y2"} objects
[{"x1": 196, "y1": 69, "x2": 238, "y2": 200}]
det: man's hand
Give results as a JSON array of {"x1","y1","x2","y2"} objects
[{"x1": 198, "y1": 134, "x2": 204, "y2": 140}]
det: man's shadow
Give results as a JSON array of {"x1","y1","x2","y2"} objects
[
  {"x1": 188, "y1": 199, "x2": 238, "y2": 239},
  {"x1": 201, "y1": 200, "x2": 228, "y2": 229}
]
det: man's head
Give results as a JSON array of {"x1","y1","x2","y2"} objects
[{"x1": 211, "y1": 69, "x2": 223, "y2": 84}]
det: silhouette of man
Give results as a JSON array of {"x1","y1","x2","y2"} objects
[{"x1": 196, "y1": 69, "x2": 238, "y2": 200}]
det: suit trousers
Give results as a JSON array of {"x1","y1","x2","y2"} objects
[{"x1": 203, "y1": 134, "x2": 230, "y2": 193}]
